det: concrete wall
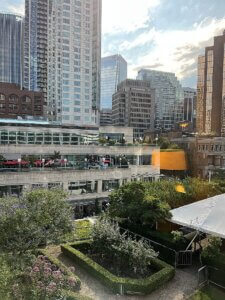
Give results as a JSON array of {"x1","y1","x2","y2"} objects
[{"x1": 0, "y1": 144, "x2": 159, "y2": 156}]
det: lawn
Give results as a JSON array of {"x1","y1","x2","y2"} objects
[
  {"x1": 63, "y1": 219, "x2": 92, "y2": 242},
  {"x1": 191, "y1": 284, "x2": 225, "y2": 300}
]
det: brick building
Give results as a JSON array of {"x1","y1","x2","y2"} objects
[{"x1": 0, "y1": 83, "x2": 44, "y2": 119}]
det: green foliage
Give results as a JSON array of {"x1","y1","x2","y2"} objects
[
  {"x1": 171, "y1": 231, "x2": 185, "y2": 243},
  {"x1": 61, "y1": 241, "x2": 175, "y2": 295},
  {"x1": 0, "y1": 189, "x2": 74, "y2": 255},
  {"x1": 0, "y1": 255, "x2": 15, "y2": 299},
  {"x1": 98, "y1": 137, "x2": 107, "y2": 145},
  {"x1": 92, "y1": 218, "x2": 158, "y2": 276},
  {"x1": 144, "y1": 177, "x2": 222, "y2": 209},
  {"x1": 202, "y1": 236, "x2": 222, "y2": 259},
  {"x1": 109, "y1": 182, "x2": 172, "y2": 226},
  {"x1": 157, "y1": 137, "x2": 179, "y2": 150}
]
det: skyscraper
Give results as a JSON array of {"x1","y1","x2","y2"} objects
[
  {"x1": 137, "y1": 69, "x2": 184, "y2": 131},
  {"x1": 0, "y1": 13, "x2": 24, "y2": 87},
  {"x1": 24, "y1": 0, "x2": 48, "y2": 96},
  {"x1": 112, "y1": 79, "x2": 155, "y2": 139},
  {"x1": 183, "y1": 87, "x2": 197, "y2": 131},
  {"x1": 24, "y1": 0, "x2": 102, "y2": 126},
  {"x1": 197, "y1": 31, "x2": 225, "y2": 136},
  {"x1": 101, "y1": 54, "x2": 127, "y2": 109}
]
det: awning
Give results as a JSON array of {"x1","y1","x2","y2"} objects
[{"x1": 169, "y1": 194, "x2": 225, "y2": 239}]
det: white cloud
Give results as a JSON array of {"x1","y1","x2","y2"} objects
[
  {"x1": 102, "y1": 0, "x2": 160, "y2": 34},
  {"x1": 7, "y1": 2, "x2": 24, "y2": 16},
  {"x1": 126, "y1": 17, "x2": 225, "y2": 80}
]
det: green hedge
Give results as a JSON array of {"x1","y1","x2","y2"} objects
[
  {"x1": 39, "y1": 249, "x2": 81, "y2": 291},
  {"x1": 61, "y1": 241, "x2": 175, "y2": 295},
  {"x1": 64, "y1": 290, "x2": 93, "y2": 300}
]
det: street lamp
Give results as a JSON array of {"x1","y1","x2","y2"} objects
[{"x1": 18, "y1": 158, "x2": 21, "y2": 172}]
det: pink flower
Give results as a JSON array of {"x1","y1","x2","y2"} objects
[
  {"x1": 67, "y1": 276, "x2": 76, "y2": 287},
  {"x1": 33, "y1": 266, "x2": 40, "y2": 273},
  {"x1": 36, "y1": 281, "x2": 45, "y2": 290},
  {"x1": 69, "y1": 266, "x2": 75, "y2": 273},
  {"x1": 52, "y1": 270, "x2": 62, "y2": 280},
  {"x1": 46, "y1": 281, "x2": 57, "y2": 294},
  {"x1": 44, "y1": 267, "x2": 52, "y2": 275}
]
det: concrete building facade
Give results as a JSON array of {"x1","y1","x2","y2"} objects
[
  {"x1": 137, "y1": 69, "x2": 184, "y2": 132},
  {"x1": 197, "y1": 31, "x2": 225, "y2": 136},
  {"x1": 112, "y1": 79, "x2": 155, "y2": 139},
  {"x1": 0, "y1": 13, "x2": 24, "y2": 88},
  {"x1": 0, "y1": 121, "x2": 159, "y2": 216},
  {"x1": 100, "y1": 108, "x2": 112, "y2": 126}
]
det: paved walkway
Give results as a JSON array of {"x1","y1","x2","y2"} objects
[{"x1": 46, "y1": 246, "x2": 198, "y2": 300}]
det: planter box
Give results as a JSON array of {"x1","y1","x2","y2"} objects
[{"x1": 61, "y1": 241, "x2": 175, "y2": 295}]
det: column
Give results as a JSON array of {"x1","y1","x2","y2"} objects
[{"x1": 97, "y1": 180, "x2": 102, "y2": 193}]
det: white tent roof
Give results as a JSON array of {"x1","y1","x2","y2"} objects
[{"x1": 170, "y1": 194, "x2": 225, "y2": 239}]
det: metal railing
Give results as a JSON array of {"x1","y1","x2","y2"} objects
[{"x1": 198, "y1": 265, "x2": 225, "y2": 290}]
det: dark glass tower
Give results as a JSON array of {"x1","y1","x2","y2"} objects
[{"x1": 0, "y1": 13, "x2": 24, "y2": 87}]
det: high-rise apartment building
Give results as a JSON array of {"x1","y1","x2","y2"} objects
[
  {"x1": 24, "y1": 0, "x2": 102, "y2": 126},
  {"x1": 137, "y1": 69, "x2": 184, "y2": 132},
  {"x1": 101, "y1": 54, "x2": 127, "y2": 109},
  {"x1": 197, "y1": 31, "x2": 225, "y2": 136},
  {"x1": 0, "y1": 13, "x2": 24, "y2": 88},
  {"x1": 183, "y1": 87, "x2": 197, "y2": 131},
  {"x1": 112, "y1": 79, "x2": 155, "y2": 139},
  {"x1": 24, "y1": 0, "x2": 48, "y2": 96}
]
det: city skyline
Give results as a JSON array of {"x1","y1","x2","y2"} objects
[{"x1": 1, "y1": 0, "x2": 225, "y2": 88}]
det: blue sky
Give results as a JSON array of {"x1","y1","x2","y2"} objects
[{"x1": 1, "y1": 0, "x2": 225, "y2": 88}]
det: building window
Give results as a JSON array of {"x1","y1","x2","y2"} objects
[
  {"x1": 0, "y1": 94, "x2": 5, "y2": 101},
  {"x1": 22, "y1": 95, "x2": 32, "y2": 103},
  {"x1": 9, "y1": 94, "x2": 19, "y2": 103}
]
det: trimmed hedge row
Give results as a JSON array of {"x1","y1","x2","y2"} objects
[
  {"x1": 64, "y1": 290, "x2": 93, "y2": 300},
  {"x1": 61, "y1": 240, "x2": 175, "y2": 295},
  {"x1": 39, "y1": 249, "x2": 81, "y2": 291}
]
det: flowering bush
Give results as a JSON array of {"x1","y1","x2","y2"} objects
[{"x1": 12, "y1": 255, "x2": 78, "y2": 299}]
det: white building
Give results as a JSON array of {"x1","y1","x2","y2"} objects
[{"x1": 24, "y1": 0, "x2": 102, "y2": 126}]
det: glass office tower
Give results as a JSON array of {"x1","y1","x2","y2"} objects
[
  {"x1": 137, "y1": 69, "x2": 184, "y2": 131},
  {"x1": 101, "y1": 54, "x2": 127, "y2": 109},
  {"x1": 0, "y1": 13, "x2": 24, "y2": 88}
]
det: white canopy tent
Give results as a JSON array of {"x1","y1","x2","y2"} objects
[{"x1": 169, "y1": 194, "x2": 225, "y2": 239}]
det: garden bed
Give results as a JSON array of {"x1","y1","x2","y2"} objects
[{"x1": 61, "y1": 240, "x2": 175, "y2": 295}]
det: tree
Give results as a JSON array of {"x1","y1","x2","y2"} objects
[
  {"x1": 0, "y1": 189, "x2": 74, "y2": 256},
  {"x1": 108, "y1": 182, "x2": 171, "y2": 226}
]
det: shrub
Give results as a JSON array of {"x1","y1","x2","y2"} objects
[
  {"x1": 11, "y1": 254, "x2": 80, "y2": 299},
  {"x1": 91, "y1": 218, "x2": 158, "y2": 276},
  {"x1": 61, "y1": 241, "x2": 175, "y2": 295},
  {"x1": 202, "y1": 236, "x2": 222, "y2": 259}
]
